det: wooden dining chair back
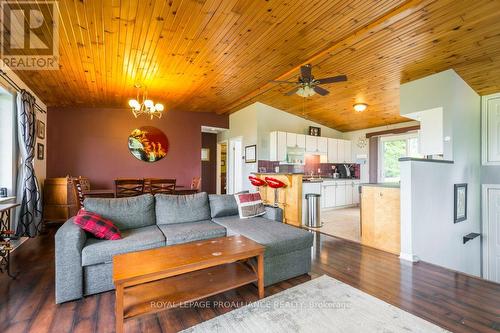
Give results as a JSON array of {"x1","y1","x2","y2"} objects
[
  {"x1": 71, "y1": 178, "x2": 85, "y2": 211},
  {"x1": 149, "y1": 178, "x2": 176, "y2": 195},
  {"x1": 191, "y1": 177, "x2": 202, "y2": 191},
  {"x1": 115, "y1": 178, "x2": 145, "y2": 198},
  {"x1": 78, "y1": 176, "x2": 91, "y2": 192}
]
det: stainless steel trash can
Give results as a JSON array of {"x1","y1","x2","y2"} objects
[{"x1": 305, "y1": 193, "x2": 322, "y2": 228}]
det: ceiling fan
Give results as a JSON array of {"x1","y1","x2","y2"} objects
[{"x1": 271, "y1": 64, "x2": 347, "y2": 97}]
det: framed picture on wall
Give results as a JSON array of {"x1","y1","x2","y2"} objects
[
  {"x1": 36, "y1": 120, "x2": 45, "y2": 139},
  {"x1": 37, "y1": 143, "x2": 44, "y2": 160},
  {"x1": 454, "y1": 183, "x2": 467, "y2": 223},
  {"x1": 201, "y1": 148, "x2": 210, "y2": 161},
  {"x1": 245, "y1": 145, "x2": 256, "y2": 163},
  {"x1": 308, "y1": 126, "x2": 321, "y2": 136}
]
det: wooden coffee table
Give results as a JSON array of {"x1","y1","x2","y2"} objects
[{"x1": 112, "y1": 235, "x2": 265, "y2": 333}]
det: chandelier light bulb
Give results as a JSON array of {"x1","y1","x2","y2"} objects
[
  {"x1": 128, "y1": 99, "x2": 140, "y2": 109},
  {"x1": 144, "y1": 99, "x2": 154, "y2": 108},
  {"x1": 353, "y1": 103, "x2": 368, "y2": 112},
  {"x1": 155, "y1": 103, "x2": 164, "y2": 112}
]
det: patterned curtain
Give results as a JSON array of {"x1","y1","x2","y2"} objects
[{"x1": 15, "y1": 90, "x2": 42, "y2": 237}]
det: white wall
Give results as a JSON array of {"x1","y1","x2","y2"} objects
[
  {"x1": 342, "y1": 121, "x2": 419, "y2": 183},
  {"x1": 399, "y1": 70, "x2": 481, "y2": 276}
]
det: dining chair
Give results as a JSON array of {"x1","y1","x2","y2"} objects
[
  {"x1": 71, "y1": 178, "x2": 85, "y2": 211},
  {"x1": 191, "y1": 177, "x2": 202, "y2": 192},
  {"x1": 115, "y1": 178, "x2": 145, "y2": 198},
  {"x1": 78, "y1": 176, "x2": 91, "y2": 192},
  {"x1": 149, "y1": 178, "x2": 176, "y2": 195}
]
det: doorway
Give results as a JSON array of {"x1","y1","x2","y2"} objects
[
  {"x1": 217, "y1": 142, "x2": 227, "y2": 194},
  {"x1": 227, "y1": 138, "x2": 242, "y2": 194},
  {"x1": 483, "y1": 185, "x2": 500, "y2": 283}
]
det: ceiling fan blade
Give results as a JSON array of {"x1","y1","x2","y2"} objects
[
  {"x1": 270, "y1": 80, "x2": 298, "y2": 84},
  {"x1": 313, "y1": 85, "x2": 330, "y2": 96},
  {"x1": 300, "y1": 64, "x2": 312, "y2": 81},
  {"x1": 285, "y1": 87, "x2": 300, "y2": 96},
  {"x1": 316, "y1": 75, "x2": 347, "y2": 85}
]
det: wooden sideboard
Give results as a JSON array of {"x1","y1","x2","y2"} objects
[{"x1": 43, "y1": 177, "x2": 78, "y2": 223}]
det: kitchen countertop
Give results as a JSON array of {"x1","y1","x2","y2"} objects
[
  {"x1": 252, "y1": 172, "x2": 304, "y2": 175},
  {"x1": 360, "y1": 182, "x2": 400, "y2": 188},
  {"x1": 303, "y1": 178, "x2": 360, "y2": 183}
]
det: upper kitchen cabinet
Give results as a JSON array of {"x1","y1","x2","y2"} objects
[
  {"x1": 327, "y1": 138, "x2": 338, "y2": 163},
  {"x1": 306, "y1": 135, "x2": 328, "y2": 154},
  {"x1": 317, "y1": 137, "x2": 328, "y2": 154},
  {"x1": 344, "y1": 140, "x2": 352, "y2": 163},
  {"x1": 286, "y1": 132, "x2": 306, "y2": 148},
  {"x1": 270, "y1": 131, "x2": 287, "y2": 161},
  {"x1": 482, "y1": 93, "x2": 500, "y2": 165}
]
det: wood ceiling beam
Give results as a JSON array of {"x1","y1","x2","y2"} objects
[{"x1": 217, "y1": 0, "x2": 432, "y2": 115}]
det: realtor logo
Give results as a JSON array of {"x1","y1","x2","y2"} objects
[{"x1": 1, "y1": 0, "x2": 59, "y2": 70}]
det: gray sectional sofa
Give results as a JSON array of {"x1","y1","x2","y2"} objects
[{"x1": 55, "y1": 192, "x2": 313, "y2": 304}]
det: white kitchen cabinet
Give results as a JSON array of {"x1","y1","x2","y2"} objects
[
  {"x1": 335, "y1": 183, "x2": 346, "y2": 206},
  {"x1": 344, "y1": 140, "x2": 352, "y2": 163},
  {"x1": 327, "y1": 138, "x2": 338, "y2": 163},
  {"x1": 482, "y1": 93, "x2": 500, "y2": 165},
  {"x1": 286, "y1": 132, "x2": 296, "y2": 147},
  {"x1": 296, "y1": 134, "x2": 306, "y2": 148},
  {"x1": 305, "y1": 135, "x2": 317, "y2": 153},
  {"x1": 270, "y1": 131, "x2": 287, "y2": 161},
  {"x1": 345, "y1": 182, "x2": 353, "y2": 205},
  {"x1": 321, "y1": 184, "x2": 336, "y2": 209},
  {"x1": 337, "y1": 140, "x2": 345, "y2": 163},
  {"x1": 352, "y1": 181, "x2": 360, "y2": 204},
  {"x1": 317, "y1": 137, "x2": 328, "y2": 154}
]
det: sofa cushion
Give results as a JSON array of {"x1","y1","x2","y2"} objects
[
  {"x1": 74, "y1": 209, "x2": 122, "y2": 240},
  {"x1": 208, "y1": 194, "x2": 239, "y2": 218},
  {"x1": 158, "y1": 220, "x2": 226, "y2": 245},
  {"x1": 212, "y1": 215, "x2": 313, "y2": 257},
  {"x1": 155, "y1": 192, "x2": 211, "y2": 224},
  {"x1": 234, "y1": 192, "x2": 266, "y2": 219},
  {"x1": 83, "y1": 194, "x2": 155, "y2": 230},
  {"x1": 81, "y1": 225, "x2": 165, "y2": 266}
]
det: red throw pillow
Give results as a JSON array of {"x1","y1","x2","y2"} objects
[
  {"x1": 234, "y1": 192, "x2": 266, "y2": 219},
  {"x1": 74, "y1": 209, "x2": 122, "y2": 240}
]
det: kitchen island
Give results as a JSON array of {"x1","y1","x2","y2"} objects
[
  {"x1": 252, "y1": 173, "x2": 303, "y2": 227},
  {"x1": 360, "y1": 183, "x2": 400, "y2": 254}
]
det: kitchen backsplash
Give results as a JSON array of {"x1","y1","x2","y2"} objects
[{"x1": 257, "y1": 157, "x2": 360, "y2": 179}]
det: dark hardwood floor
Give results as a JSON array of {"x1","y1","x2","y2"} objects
[{"x1": 1, "y1": 226, "x2": 499, "y2": 333}]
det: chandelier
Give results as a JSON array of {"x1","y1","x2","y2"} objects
[{"x1": 128, "y1": 85, "x2": 165, "y2": 119}]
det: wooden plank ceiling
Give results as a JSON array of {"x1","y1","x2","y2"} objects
[{"x1": 3, "y1": 0, "x2": 500, "y2": 131}]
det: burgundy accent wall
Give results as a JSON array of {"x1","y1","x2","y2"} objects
[
  {"x1": 201, "y1": 132, "x2": 217, "y2": 194},
  {"x1": 47, "y1": 107, "x2": 228, "y2": 189}
]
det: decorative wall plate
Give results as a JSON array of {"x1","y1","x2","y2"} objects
[{"x1": 128, "y1": 126, "x2": 168, "y2": 162}]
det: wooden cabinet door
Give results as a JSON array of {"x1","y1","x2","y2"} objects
[
  {"x1": 337, "y1": 140, "x2": 345, "y2": 163},
  {"x1": 327, "y1": 138, "x2": 338, "y2": 163},
  {"x1": 317, "y1": 137, "x2": 328, "y2": 154},
  {"x1": 286, "y1": 132, "x2": 297, "y2": 147},
  {"x1": 335, "y1": 184, "x2": 346, "y2": 206},
  {"x1": 296, "y1": 134, "x2": 306, "y2": 148},
  {"x1": 305, "y1": 135, "x2": 317, "y2": 153}
]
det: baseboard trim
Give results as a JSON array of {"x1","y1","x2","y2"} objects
[{"x1": 399, "y1": 252, "x2": 419, "y2": 262}]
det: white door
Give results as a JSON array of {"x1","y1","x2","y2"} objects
[
  {"x1": 345, "y1": 183, "x2": 353, "y2": 205},
  {"x1": 296, "y1": 134, "x2": 306, "y2": 148},
  {"x1": 305, "y1": 135, "x2": 317, "y2": 152},
  {"x1": 486, "y1": 96, "x2": 500, "y2": 163},
  {"x1": 486, "y1": 187, "x2": 500, "y2": 283},
  {"x1": 317, "y1": 137, "x2": 328, "y2": 154},
  {"x1": 228, "y1": 138, "x2": 242, "y2": 194},
  {"x1": 286, "y1": 132, "x2": 297, "y2": 147},
  {"x1": 337, "y1": 140, "x2": 345, "y2": 163},
  {"x1": 327, "y1": 138, "x2": 338, "y2": 163},
  {"x1": 335, "y1": 184, "x2": 346, "y2": 206},
  {"x1": 344, "y1": 140, "x2": 352, "y2": 163}
]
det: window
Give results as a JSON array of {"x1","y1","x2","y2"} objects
[
  {"x1": 379, "y1": 133, "x2": 421, "y2": 183},
  {"x1": 0, "y1": 87, "x2": 15, "y2": 196}
]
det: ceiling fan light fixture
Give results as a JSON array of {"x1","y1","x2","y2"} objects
[
  {"x1": 296, "y1": 86, "x2": 316, "y2": 98},
  {"x1": 353, "y1": 103, "x2": 368, "y2": 112}
]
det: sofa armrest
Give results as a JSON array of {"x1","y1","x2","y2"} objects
[
  {"x1": 55, "y1": 218, "x2": 87, "y2": 303},
  {"x1": 263, "y1": 205, "x2": 283, "y2": 222}
]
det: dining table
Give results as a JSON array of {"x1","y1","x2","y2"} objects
[{"x1": 82, "y1": 189, "x2": 116, "y2": 198}]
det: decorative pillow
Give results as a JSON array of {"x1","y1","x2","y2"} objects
[
  {"x1": 73, "y1": 209, "x2": 122, "y2": 240},
  {"x1": 234, "y1": 192, "x2": 266, "y2": 219}
]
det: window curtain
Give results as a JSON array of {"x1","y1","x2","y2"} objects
[{"x1": 15, "y1": 90, "x2": 42, "y2": 237}]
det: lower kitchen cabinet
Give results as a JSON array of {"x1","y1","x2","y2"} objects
[
  {"x1": 335, "y1": 183, "x2": 346, "y2": 206},
  {"x1": 321, "y1": 184, "x2": 336, "y2": 209}
]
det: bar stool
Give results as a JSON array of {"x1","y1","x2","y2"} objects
[
  {"x1": 249, "y1": 176, "x2": 267, "y2": 203},
  {"x1": 264, "y1": 177, "x2": 287, "y2": 208}
]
